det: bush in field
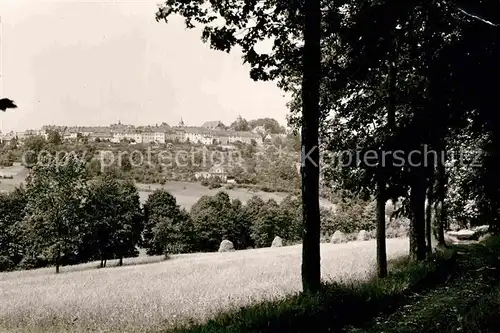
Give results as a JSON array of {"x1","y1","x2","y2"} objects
[
  {"x1": 386, "y1": 227, "x2": 400, "y2": 239},
  {"x1": 17, "y1": 255, "x2": 49, "y2": 270},
  {"x1": 387, "y1": 216, "x2": 410, "y2": 234},
  {"x1": 320, "y1": 207, "x2": 337, "y2": 234},
  {"x1": 208, "y1": 182, "x2": 222, "y2": 189}
]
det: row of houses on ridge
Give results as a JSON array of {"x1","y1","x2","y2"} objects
[{"x1": 0, "y1": 121, "x2": 265, "y2": 146}]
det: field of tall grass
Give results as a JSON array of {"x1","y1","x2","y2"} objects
[{"x1": 0, "y1": 239, "x2": 408, "y2": 333}]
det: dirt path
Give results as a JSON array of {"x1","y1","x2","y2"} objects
[{"x1": 346, "y1": 243, "x2": 500, "y2": 333}]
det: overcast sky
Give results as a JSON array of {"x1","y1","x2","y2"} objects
[{"x1": 0, "y1": 0, "x2": 289, "y2": 132}]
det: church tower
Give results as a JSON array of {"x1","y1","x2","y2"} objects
[{"x1": 178, "y1": 118, "x2": 185, "y2": 127}]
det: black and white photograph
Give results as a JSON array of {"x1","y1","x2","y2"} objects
[{"x1": 0, "y1": 0, "x2": 499, "y2": 332}]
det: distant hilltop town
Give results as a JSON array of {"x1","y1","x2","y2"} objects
[{"x1": 0, "y1": 119, "x2": 288, "y2": 146}]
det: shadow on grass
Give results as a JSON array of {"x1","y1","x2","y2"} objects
[
  {"x1": 166, "y1": 248, "x2": 457, "y2": 333},
  {"x1": 454, "y1": 235, "x2": 500, "y2": 333},
  {"x1": 461, "y1": 285, "x2": 500, "y2": 333},
  {"x1": 0, "y1": 255, "x2": 170, "y2": 279}
]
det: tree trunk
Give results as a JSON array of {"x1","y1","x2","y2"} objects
[
  {"x1": 301, "y1": 0, "x2": 321, "y2": 294},
  {"x1": 118, "y1": 257, "x2": 123, "y2": 267},
  {"x1": 434, "y1": 156, "x2": 446, "y2": 246},
  {"x1": 100, "y1": 251, "x2": 104, "y2": 268},
  {"x1": 376, "y1": 50, "x2": 396, "y2": 278},
  {"x1": 425, "y1": 169, "x2": 434, "y2": 254},
  {"x1": 55, "y1": 246, "x2": 60, "y2": 274},
  {"x1": 56, "y1": 220, "x2": 62, "y2": 274},
  {"x1": 376, "y1": 177, "x2": 387, "y2": 278},
  {"x1": 387, "y1": 56, "x2": 396, "y2": 131},
  {"x1": 487, "y1": 129, "x2": 500, "y2": 234},
  {"x1": 410, "y1": 165, "x2": 427, "y2": 261}
]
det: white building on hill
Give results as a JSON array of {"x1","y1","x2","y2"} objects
[{"x1": 209, "y1": 165, "x2": 228, "y2": 182}]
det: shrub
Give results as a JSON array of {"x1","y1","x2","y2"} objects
[
  {"x1": 387, "y1": 217, "x2": 410, "y2": 232},
  {"x1": 261, "y1": 186, "x2": 274, "y2": 193},
  {"x1": 367, "y1": 229, "x2": 376, "y2": 239},
  {"x1": 385, "y1": 200, "x2": 399, "y2": 217},
  {"x1": 18, "y1": 255, "x2": 49, "y2": 270},
  {"x1": 0, "y1": 160, "x2": 13, "y2": 167},
  {"x1": 0, "y1": 256, "x2": 14, "y2": 272},
  {"x1": 321, "y1": 198, "x2": 376, "y2": 234},
  {"x1": 386, "y1": 227, "x2": 399, "y2": 239},
  {"x1": 320, "y1": 233, "x2": 331, "y2": 243},
  {"x1": 208, "y1": 183, "x2": 222, "y2": 189},
  {"x1": 345, "y1": 233, "x2": 357, "y2": 242}
]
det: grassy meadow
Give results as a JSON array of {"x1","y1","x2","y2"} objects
[
  {"x1": 135, "y1": 181, "x2": 309, "y2": 209},
  {"x1": 0, "y1": 239, "x2": 408, "y2": 333}
]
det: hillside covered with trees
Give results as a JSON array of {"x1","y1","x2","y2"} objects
[{"x1": 0, "y1": 154, "x2": 382, "y2": 272}]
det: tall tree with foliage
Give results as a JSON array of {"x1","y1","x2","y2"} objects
[
  {"x1": 46, "y1": 130, "x2": 63, "y2": 146},
  {"x1": 190, "y1": 192, "x2": 239, "y2": 251},
  {"x1": 22, "y1": 135, "x2": 47, "y2": 167},
  {"x1": 251, "y1": 199, "x2": 282, "y2": 248},
  {"x1": 23, "y1": 154, "x2": 88, "y2": 273},
  {"x1": 143, "y1": 189, "x2": 193, "y2": 255},
  {"x1": 156, "y1": 0, "x2": 326, "y2": 293},
  {"x1": 230, "y1": 115, "x2": 251, "y2": 132},
  {"x1": 248, "y1": 118, "x2": 285, "y2": 134},
  {"x1": 309, "y1": 1, "x2": 490, "y2": 263},
  {"x1": 83, "y1": 175, "x2": 121, "y2": 266},
  {"x1": 84, "y1": 175, "x2": 143, "y2": 267},
  {"x1": 230, "y1": 198, "x2": 254, "y2": 249},
  {"x1": 278, "y1": 195, "x2": 303, "y2": 242},
  {"x1": 0, "y1": 187, "x2": 27, "y2": 270},
  {"x1": 113, "y1": 180, "x2": 143, "y2": 266}
]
